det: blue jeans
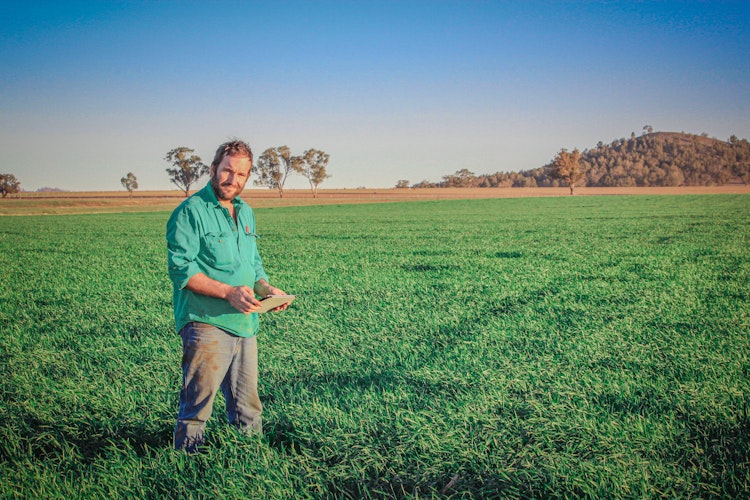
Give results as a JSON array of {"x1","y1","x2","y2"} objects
[{"x1": 174, "y1": 322, "x2": 263, "y2": 452}]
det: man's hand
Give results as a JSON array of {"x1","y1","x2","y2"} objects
[
  {"x1": 254, "y1": 279, "x2": 291, "y2": 312},
  {"x1": 225, "y1": 285, "x2": 263, "y2": 314},
  {"x1": 185, "y1": 274, "x2": 263, "y2": 314},
  {"x1": 185, "y1": 274, "x2": 289, "y2": 314}
]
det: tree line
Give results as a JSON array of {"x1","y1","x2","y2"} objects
[
  {"x1": 1, "y1": 144, "x2": 331, "y2": 198},
  {"x1": 4, "y1": 128, "x2": 749, "y2": 197},
  {"x1": 120, "y1": 144, "x2": 331, "y2": 198},
  {"x1": 163, "y1": 145, "x2": 330, "y2": 198},
  {"x1": 404, "y1": 129, "x2": 750, "y2": 191}
]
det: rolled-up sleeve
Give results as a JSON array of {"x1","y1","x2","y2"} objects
[{"x1": 167, "y1": 207, "x2": 202, "y2": 290}]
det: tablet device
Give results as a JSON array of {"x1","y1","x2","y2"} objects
[{"x1": 256, "y1": 294, "x2": 295, "y2": 313}]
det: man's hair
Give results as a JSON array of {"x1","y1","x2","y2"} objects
[{"x1": 211, "y1": 139, "x2": 253, "y2": 169}]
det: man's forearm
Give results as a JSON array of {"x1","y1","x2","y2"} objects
[
  {"x1": 187, "y1": 274, "x2": 277, "y2": 300},
  {"x1": 186, "y1": 273, "x2": 265, "y2": 314},
  {"x1": 185, "y1": 273, "x2": 234, "y2": 299}
]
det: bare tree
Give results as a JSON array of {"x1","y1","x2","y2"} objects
[
  {"x1": 0, "y1": 174, "x2": 21, "y2": 198},
  {"x1": 165, "y1": 147, "x2": 208, "y2": 197},
  {"x1": 121, "y1": 172, "x2": 138, "y2": 197},
  {"x1": 547, "y1": 148, "x2": 585, "y2": 195},
  {"x1": 253, "y1": 146, "x2": 296, "y2": 197},
  {"x1": 296, "y1": 149, "x2": 330, "y2": 197}
]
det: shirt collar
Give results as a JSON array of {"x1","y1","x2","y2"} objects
[{"x1": 199, "y1": 182, "x2": 246, "y2": 210}]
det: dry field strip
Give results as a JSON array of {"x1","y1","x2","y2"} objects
[{"x1": 3, "y1": 185, "x2": 750, "y2": 215}]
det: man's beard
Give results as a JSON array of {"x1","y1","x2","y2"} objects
[{"x1": 210, "y1": 174, "x2": 246, "y2": 201}]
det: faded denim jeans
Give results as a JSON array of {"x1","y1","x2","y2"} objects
[{"x1": 174, "y1": 322, "x2": 263, "y2": 452}]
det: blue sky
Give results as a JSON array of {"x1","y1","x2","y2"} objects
[{"x1": 2, "y1": 1, "x2": 749, "y2": 191}]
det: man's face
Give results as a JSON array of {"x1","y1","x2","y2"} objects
[{"x1": 210, "y1": 154, "x2": 252, "y2": 201}]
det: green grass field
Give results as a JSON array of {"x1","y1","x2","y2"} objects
[{"x1": 0, "y1": 195, "x2": 748, "y2": 498}]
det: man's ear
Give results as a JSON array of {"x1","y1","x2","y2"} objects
[{"x1": 209, "y1": 164, "x2": 216, "y2": 177}]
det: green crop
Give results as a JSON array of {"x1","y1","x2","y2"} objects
[{"x1": 0, "y1": 195, "x2": 748, "y2": 498}]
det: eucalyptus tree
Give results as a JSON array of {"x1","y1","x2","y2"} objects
[
  {"x1": 441, "y1": 169, "x2": 475, "y2": 187},
  {"x1": 120, "y1": 172, "x2": 138, "y2": 196},
  {"x1": 547, "y1": 148, "x2": 585, "y2": 195},
  {"x1": 253, "y1": 146, "x2": 296, "y2": 197},
  {"x1": 296, "y1": 149, "x2": 331, "y2": 197},
  {"x1": 0, "y1": 174, "x2": 20, "y2": 198},
  {"x1": 165, "y1": 147, "x2": 208, "y2": 197}
]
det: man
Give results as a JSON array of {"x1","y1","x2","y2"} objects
[{"x1": 166, "y1": 139, "x2": 290, "y2": 452}]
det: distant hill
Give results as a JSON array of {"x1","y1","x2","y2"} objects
[
  {"x1": 417, "y1": 131, "x2": 750, "y2": 188},
  {"x1": 574, "y1": 131, "x2": 750, "y2": 187}
]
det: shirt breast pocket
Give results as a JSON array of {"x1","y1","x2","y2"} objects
[
  {"x1": 204, "y1": 232, "x2": 236, "y2": 268},
  {"x1": 242, "y1": 230, "x2": 259, "y2": 254}
]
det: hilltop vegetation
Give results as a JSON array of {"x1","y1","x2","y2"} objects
[{"x1": 415, "y1": 131, "x2": 750, "y2": 188}]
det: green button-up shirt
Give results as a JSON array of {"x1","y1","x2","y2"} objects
[{"x1": 166, "y1": 183, "x2": 269, "y2": 337}]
